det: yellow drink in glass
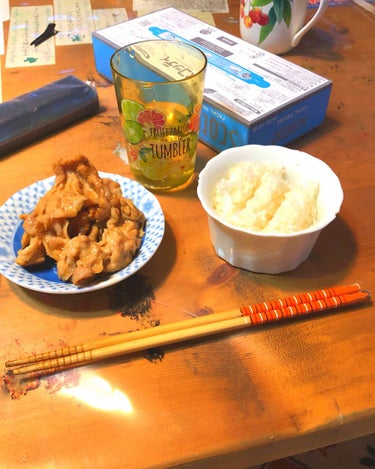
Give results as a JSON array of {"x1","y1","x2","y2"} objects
[{"x1": 111, "y1": 40, "x2": 207, "y2": 191}]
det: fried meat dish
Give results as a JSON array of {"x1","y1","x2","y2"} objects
[{"x1": 16, "y1": 155, "x2": 145, "y2": 286}]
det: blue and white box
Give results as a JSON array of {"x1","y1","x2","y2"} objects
[{"x1": 92, "y1": 7, "x2": 332, "y2": 152}]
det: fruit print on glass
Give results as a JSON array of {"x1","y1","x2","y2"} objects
[{"x1": 111, "y1": 40, "x2": 207, "y2": 191}]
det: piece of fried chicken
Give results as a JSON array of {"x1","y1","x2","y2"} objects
[{"x1": 16, "y1": 155, "x2": 145, "y2": 286}]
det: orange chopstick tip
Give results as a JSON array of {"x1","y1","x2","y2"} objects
[
  {"x1": 360, "y1": 290, "x2": 371, "y2": 300},
  {"x1": 338, "y1": 290, "x2": 370, "y2": 304},
  {"x1": 239, "y1": 286, "x2": 371, "y2": 322}
]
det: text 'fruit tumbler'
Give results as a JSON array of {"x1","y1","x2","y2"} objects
[{"x1": 110, "y1": 40, "x2": 207, "y2": 191}]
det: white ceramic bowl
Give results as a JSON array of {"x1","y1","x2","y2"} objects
[{"x1": 197, "y1": 145, "x2": 343, "y2": 274}]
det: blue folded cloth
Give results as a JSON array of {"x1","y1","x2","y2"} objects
[{"x1": 0, "y1": 75, "x2": 99, "y2": 156}]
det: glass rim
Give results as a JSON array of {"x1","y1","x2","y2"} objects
[{"x1": 110, "y1": 39, "x2": 207, "y2": 84}]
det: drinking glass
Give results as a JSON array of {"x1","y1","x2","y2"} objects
[{"x1": 111, "y1": 40, "x2": 207, "y2": 191}]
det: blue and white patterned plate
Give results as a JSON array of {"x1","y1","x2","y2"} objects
[{"x1": 0, "y1": 173, "x2": 165, "y2": 294}]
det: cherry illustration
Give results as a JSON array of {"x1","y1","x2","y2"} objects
[
  {"x1": 242, "y1": 6, "x2": 269, "y2": 29},
  {"x1": 258, "y1": 13, "x2": 269, "y2": 26},
  {"x1": 249, "y1": 8, "x2": 261, "y2": 24},
  {"x1": 244, "y1": 15, "x2": 253, "y2": 28}
]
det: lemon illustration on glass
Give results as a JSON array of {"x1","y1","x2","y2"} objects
[{"x1": 121, "y1": 99, "x2": 145, "y2": 144}]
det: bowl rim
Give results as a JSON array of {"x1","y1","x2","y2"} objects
[{"x1": 197, "y1": 144, "x2": 344, "y2": 239}]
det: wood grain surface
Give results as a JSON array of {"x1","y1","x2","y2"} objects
[{"x1": 1, "y1": 1, "x2": 374, "y2": 468}]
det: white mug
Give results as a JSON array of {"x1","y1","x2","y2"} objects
[{"x1": 239, "y1": 0, "x2": 329, "y2": 54}]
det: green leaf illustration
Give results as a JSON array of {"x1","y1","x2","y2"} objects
[
  {"x1": 24, "y1": 57, "x2": 38, "y2": 64},
  {"x1": 273, "y1": 0, "x2": 284, "y2": 23},
  {"x1": 139, "y1": 147, "x2": 152, "y2": 163},
  {"x1": 283, "y1": 0, "x2": 292, "y2": 26},
  {"x1": 259, "y1": 6, "x2": 276, "y2": 43},
  {"x1": 257, "y1": 0, "x2": 292, "y2": 43},
  {"x1": 252, "y1": 0, "x2": 273, "y2": 6}
]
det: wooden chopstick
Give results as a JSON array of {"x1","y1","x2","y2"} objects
[
  {"x1": 5, "y1": 285, "x2": 370, "y2": 378},
  {"x1": 5, "y1": 283, "x2": 360, "y2": 368},
  {"x1": 5, "y1": 308, "x2": 242, "y2": 368}
]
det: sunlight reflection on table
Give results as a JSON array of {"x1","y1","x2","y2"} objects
[{"x1": 59, "y1": 372, "x2": 134, "y2": 414}]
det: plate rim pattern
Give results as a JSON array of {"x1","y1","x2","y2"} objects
[{"x1": 0, "y1": 173, "x2": 164, "y2": 294}]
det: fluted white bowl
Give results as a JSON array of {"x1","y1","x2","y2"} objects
[{"x1": 197, "y1": 145, "x2": 343, "y2": 274}]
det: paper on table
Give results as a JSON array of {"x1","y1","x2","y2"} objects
[
  {"x1": 0, "y1": 1, "x2": 8, "y2": 100},
  {"x1": 92, "y1": 8, "x2": 128, "y2": 30},
  {"x1": 53, "y1": 0, "x2": 95, "y2": 46},
  {"x1": 0, "y1": 0, "x2": 9, "y2": 21},
  {"x1": 5, "y1": 6, "x2": 55, "y2": 68},
  {"x1": 133, "y1": 0, "x2": 229, "y2": 13}
]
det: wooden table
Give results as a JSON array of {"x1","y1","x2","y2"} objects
[{"x1": 1, "y1": 1, "x2": 374, "y2": 468}]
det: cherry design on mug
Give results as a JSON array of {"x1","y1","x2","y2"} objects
[{"x1": 240, "y1": 0, "x2": 292, "y2": 45}]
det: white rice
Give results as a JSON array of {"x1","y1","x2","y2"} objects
[{"x1": 212, "y1": 161, "x2": 320, "y2": 233}]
